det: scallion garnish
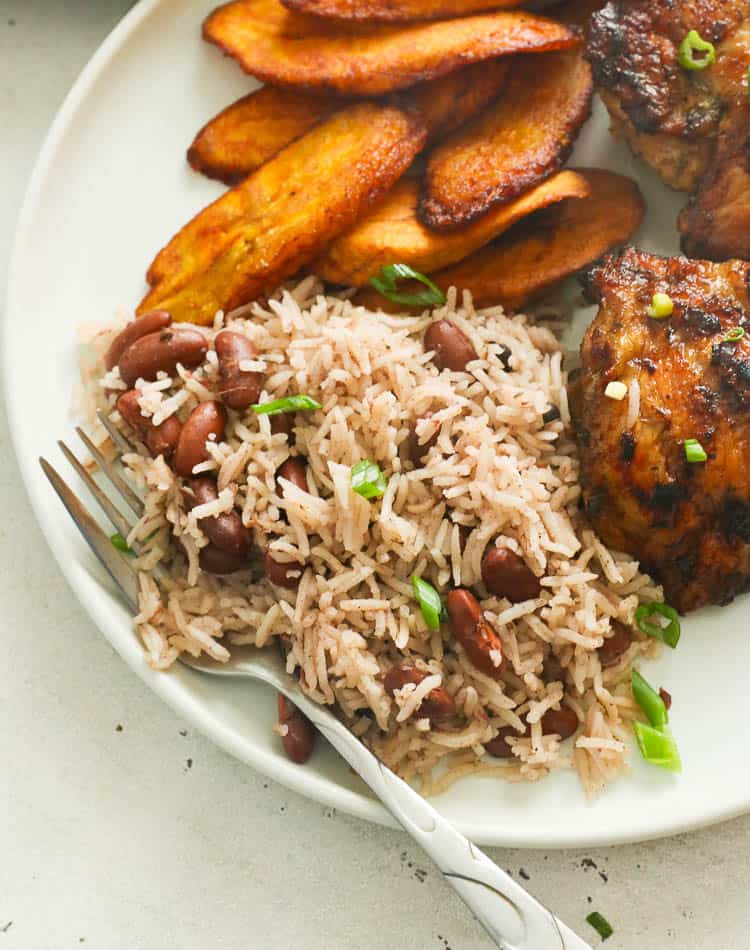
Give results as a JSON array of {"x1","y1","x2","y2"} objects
[
  {"x1": 634, "y1": 602, "x2": 681, "y2": 648},
  {"x1": 412, "y1": 576, "x2": 445, "y2": 631},
  {"x1": 633, "y1": 721, "x2": 682, "y2": 772},
  {"x1": 684, "y1": 438, "x2": 708, "y2": 463},
  {"x1": 678, "y1": 30, "x2": 716, "y2": 70},
  {"x1": 647, "y1": 292, "x2": 674, "y2": 319},
  {"x1": 251, "y1": 395, "x2": 322, "y2": 416},
  {"x1": 110, "y1": 532, "x2": 134, "y2": 556},
  {"x1": 586, "y1": 912, "x2": 614, "y2": 942},
  {"x1": 723, "y1": 326, "x2": 745, "y2": 342},
  {"x1": 369, "y1": 263, "x2": 447, "y2": 308},
  {"x1": 631, "y1": 669, "x2": 669, "y2": 731},
  {"x1": 350, "y1": 459, "x2": 387, "y2": 500}
]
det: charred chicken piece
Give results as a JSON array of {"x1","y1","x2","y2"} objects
[
  {"x1": 571, "y1": 246, "x2": 750, "y2": 612},
  {"x1": 586, "y1": 0, "x2": 750, "y2": 260}
]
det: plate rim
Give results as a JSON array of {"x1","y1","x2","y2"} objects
[{"x1": 5, "y1": 0, "x2": 750, "y2": 848}]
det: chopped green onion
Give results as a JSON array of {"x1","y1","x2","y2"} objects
[
  {"x1": 723, "y1": 326, "x2": 745, "y2": 342},
  {"x1": 350, "y1": 459, "x2": 387, "y2": 500},
  {"x1": 412, "y1": 576, "x2": 445, "y2": 631},
  {"x1": 251, "y1": 395, "x2": 322, "y2": 416},
  {"x1": 684, "y1": 438, "x2": 708, "y2": 463},
  {"x1": 647, "y1": 292, "x2": 674, "y2": 319},
  {"x1": 678, "y1": 30, "x2": 716, "y2": 70},
  {"x1": 633, "y1": 721, "x2": 682, "y2": 772},
  {"x1": 586, "y1": 912, "x2": 614, "y2": 942},
  {"x1": 634, "y1": 602, "x2": 681, "y2": 648},
  {"x1": 631, "y1": 669, "x2": 669, "y2": 731},
  {"x1": 369, "y1": 263, "x2": 447, "y2": 308},
  {"x1": 110, "y1": 532, "x2": 134, "y2": 556}
]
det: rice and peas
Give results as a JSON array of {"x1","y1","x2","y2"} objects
[{"x1": 81, "y1": 277, "x2": 665, "y2": 797}]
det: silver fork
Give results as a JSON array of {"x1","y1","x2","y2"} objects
[{"x1": 39, "y1": 416, "x2": 591, "y2": 950}]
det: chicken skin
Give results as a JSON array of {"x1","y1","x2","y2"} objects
[
  {"x1": 586, "y1": 0, "x2": 750, "y2": 261},
  {"x1": 571, "y1": 247, "x2": 750, "y2": 612}
]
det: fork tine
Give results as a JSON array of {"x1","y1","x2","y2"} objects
[
  {"x1": 97, "y1": 408, "x2": 134, "y2": 455},
  {"x1": 76, "y1": 426, "x2": 144, "y2": 517},
  {"x1": 39, "y1": 456, "x2": 139, "y2": 611},
  {"x1": 58, "y1": 439, "x2": 135, "y2": 543}
]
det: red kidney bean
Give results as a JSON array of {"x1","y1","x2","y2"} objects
[
  {"x1": 116, "y1": 389, "x2": 149, "y2": 433},
  {"x1": 264, "y1": 547, "x2": 303, "y2": 590},
  {"x1": 598, "y1": 620, "x2": 632, "y2": 668},
  {"x1": 278, "y1": 693, "x2": 316, "y2": 764},
  {"x1": 116, "y1": 389, "x2": 182, "y2": 461},
  {"x1": 383, "y1": 665, "x2": 456, "y2": 722},
  {"x1": 481, "y1": 547, "x2": 541, "y2": 602},
  {"x1": 408, "y1": 411, "x2": 440, "y2": 465},
  {"x1": 485, "y1": 724, "x2": 527, "y2": 758},
  {"x1": 105, "y1": 310, "x2": 171, "y2": 370},
  {"x1": 199, "y1": 543, "x2": 248, "y2": 575},
  {"x1": 659, "y1": 687, "x2": 672, "y2": 711},
  {"x1": 277, "y1": 457, "x2": 308, "y2": 493},
  {"x1": 184, "y1": 477, "x2": 250, "y2": 556},
  {"x1": 215, "y1": 330, "x2": 264, "y2": 411},
  {"x1": 541, "y1": 704, "x2": 579, "y2": 740},
  {"x1": 270, "y1": 413, "x2": 294, "y2": 438},
  {"x1": 146, "y1": 415, "x2": 182, "y2": 461},
  {"x1": 424, "y1": 320, "x2": 477, "y2": 372},
  {"x1": 446, "y1": 588, "x2": 505, "y2": 678},
  {"x1": 173, "y1": 401, "x2": 226, "y2": 477},
  {"x1": 118, "y1": 327, "x2": 208, "y2": 387}
]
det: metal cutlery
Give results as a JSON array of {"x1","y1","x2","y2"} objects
[{"x1": 39, "y1": 414, "x2": 591, "y2": 950}]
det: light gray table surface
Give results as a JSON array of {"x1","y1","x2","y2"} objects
[{"x1": 1, "y1": 2, "x2": 747, "y2": 947}]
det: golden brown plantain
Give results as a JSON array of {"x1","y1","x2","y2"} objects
[
  {"x1": 139, "y1": 103, "x2": 426, "y2": 325},
  {"x1": 354, "y1": 169, "x2": 642, "y2": 312},
  {"x1": 187, "y1": 87, "x2": 340, "y2": 185},
  {"x1": 315, "y1": 170, "x2": 589, "y2": 287},
  {"x1": 280, "y1": 0, "x2": 523, "y2": 20},
  {"x1": 402, "y1": 58, "x2": 510, "y2": 144},
  {"x1": 420, "y1": 45, "x2": 592, "y2": 230},
  {"x1": 187, "y1": 60, "x2": 509, "y2": 187},
  {"x1": 203, "y1": 0, "x2": 579, "y2": 97}
]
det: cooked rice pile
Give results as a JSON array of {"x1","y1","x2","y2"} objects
[{"x1": 83, "y1": 278, "x2": 663, "y2": 797}]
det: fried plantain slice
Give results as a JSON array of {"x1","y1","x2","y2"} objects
[
  {"x1": 404, "y1": 58, "x2": 510, "y2": 144},
  {"x1": 187, "y1": 60, "x2": 509, "y2": 186},
  {"x1": 203, "y1": 0, "x2": 579, "y2": 96},
  {"x1": 139, "y1": 103, "x2": 426, "y2": 325},
  {"x1": 280, "y1": 0, "x2": 523, "y2": 21},
  {"x1": 420, "y1": 45, "x2": 593, "y2": 230},
  {"x1": 314, "y1": 169, "x2": 589, "y2": 286},
  {"x1": 187, "y1": 86, "x2": 340, "y2": 185},
  {"x1": 355, "y1": 169, "x2": 643, "y2": 312}
]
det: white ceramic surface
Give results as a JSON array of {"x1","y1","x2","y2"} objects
[{"x1": 5, "y1": 0, "x2": 749, "y2": 849}]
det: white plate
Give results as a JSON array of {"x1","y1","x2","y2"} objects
[{"x1": 6, "y1": 0, "x2": 750, "y2": 848}]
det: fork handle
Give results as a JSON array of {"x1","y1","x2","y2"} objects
[{"x1": 308, "y1": 712, "x2": 590, "y2": 950}]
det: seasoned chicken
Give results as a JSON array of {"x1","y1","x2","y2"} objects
[
  {"x1": 586, "y1": 0, "x2": 750, "y2": 260},
  {"x1": 570, "y1": 246, "x2": 750, "y2": 612}
]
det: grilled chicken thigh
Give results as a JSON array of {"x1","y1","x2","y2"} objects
[
  {"x1": 586, "y1": 0, "x2": 750, "y2": 260},
  {"x1": 571, "y1": 246, "x2": 750, "y2": 612}
]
